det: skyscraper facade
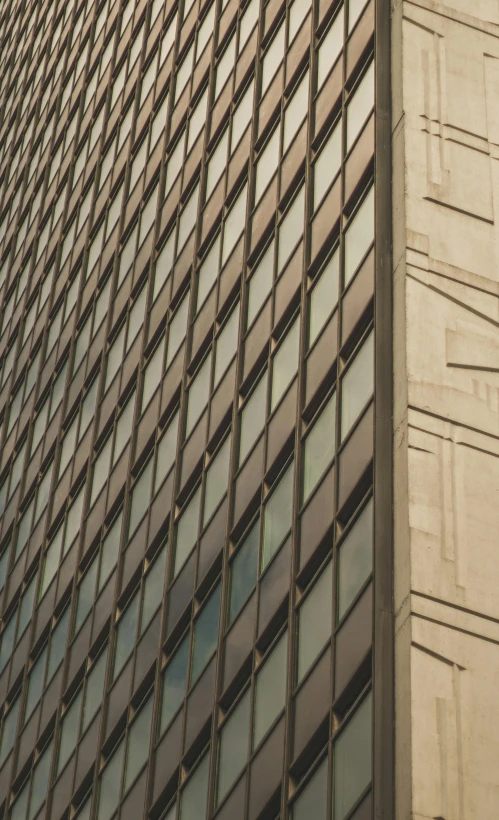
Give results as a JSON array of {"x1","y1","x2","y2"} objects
[{"x1": 0, "y1": 0, "x2": 393, "y2": 818}]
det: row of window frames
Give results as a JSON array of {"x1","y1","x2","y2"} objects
[
  {"x1": 0, "y1": 0, "x2": 161, "y2": 270},
  {"x1": 0, "y1": 351, "x2": 99, "y2": 537},
  {"x1": 185, "y1": 101, "x2": 373, "y2": 339},
  {"x1": 1, "y1": 49, "x2": 370, "y2": 596},
  {"x1": 4, "y1": 674, "x2": 369, "y2": 820},
  {"x1": 231, "y1": 295, "x2": 373, "y2": 481},
  {"x1": 1, "y1": 113, "x2": 373, "y2": 446},
  {"x1": 222, "y1": 387, "x2": 372, "y2": 638},
  {"x1": 39, "y1": 579, "x2": 224, "y2": 818},
  {"x1": 0, "y1": 511, "x2": 159, "y2": 770},
  {"x1": 157, "y1": 609, "x2": 372, "y2": 820},
  {"x1": 0, "y1": 0, "x2": 111, "y2": 206},
  {"x1": 0, "y1": 0, "x2": 358, "y2": 342},
  {"x1": 5, "y1": 256, "x2": 372, "y2": 611},
  {"x1": 5, "y1": 0, "x2": 351, "y2": 279},
  {"x1": 0, "y1": 274, "x2": 162, "y2": 580},
  {"x1": 0, "y1": 0, "x2": 241, "y2": 265}
]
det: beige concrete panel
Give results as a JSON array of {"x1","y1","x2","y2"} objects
[
  {"x1": 392, "y1": 0, "x2": 499, "y2": 815},
  {"x1": 411, "y1": 617, "x2": 499, "y2": 818}
]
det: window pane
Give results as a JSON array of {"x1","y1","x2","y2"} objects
[
  {"x1": 308, "y1": 251, "x2": 339, "y2": 347},
  {"x1": 165, "y1": 133, "x2": 185, "y2": 197},
  {"x1": 206, "y1": 132, "x2": 228, "y2": 201},
  {"x1": 254, "y1": 631, "x2": 288, "y2": 748},
  {"x1": 180, "y1": 750, "x2": 210, "y2": 820},
  {"x1": 185, "y1": 354, "x2": 211, "y2": 435},
  {"x1": 261, "y1": 461, "x2": 294, "y2": 570},
  {"x1": 197, "y1": 234, "x2": 221, "y2": 310},
  {"x1": 142, "y1": 343, "x2": 163, "y2": 411},
  {"x1": 348, "y1": 0, "x2": 366, "y2": 31},
  {"x1": 340, "y1": 331, "x2": 373, "y2": 440},
  {"x1": 187, "y1": 88, "x2": 208, "y2": 152},
  {"x1": 271, "y1": 318, "x2": 300, "y2": 410},
  {"x1": 293, "y1": 757, "x2": 328, "y2": 820},
  {"x1": 302, "y1": 393, "x2": 336, "y2": 502},
  {"x1": 129, "y1": 457, "x2": 154, "y2": 536},
  {"x1": 247, "y1": 241, "x2": 274, "y2": 326},
  {"x1": 25, "y1": 648, "x2": 47, "y2": 721},
  {"x1": 57, "y1": 690, "x2": 83, "y2": 775},
  {"x1": 91, "y1": 437, "x2": 112, "y2": 506},
  {"x1": 261, "y1": 24, "x2": 285, "y2": 95},
  {"x1": 203, "y1": 435, "x2": 231, "y2": 525},
  {"x1": 166, "y1": 290, "x2": 189, "y2": 367},
  {"x1": 344, "y1": 187, "x2": 374, "y2": 285},
  {"x1": 216, "y1": 689, "x2": 251, "y2": 805},
  {"x1": 29, "y1": 739, "x2": 53, "y2": 818},
  {"x1": 255, "y1": 126, "x2": 279, "y2": 203},
  {"x1": 231, "y1": 80, "x2": 254, "y2": 150},
  {"x1": 154, "y1": 232, "x2": 175, "y2": 300},
  {"x1": 277, "y1": 187, "x2": 305, "y2": 273},
  {"x1": 82, "y1": 648, "x2": 108, "y2": 732},
  {"x1": 214, "y1": 301, "x2": 239, "y2": 386},
  {"x1": 283, "y1": 70, "x2": 309, "y2": 152},
  {"x1": 113, "y1": 593, "x2": 139, "y2": 679},
  {"x1": 297, "y1": 562, "x2": 332, "y2": 682},
  {"x1": 74, "y1": 557, "x2": 98, "y2": 634},
  {"x1": 222, "y1": 184, "x2": 248, "y2": 265},
  {"x1": 289, "y1": 0, "x2": 312, "y2": 42},
  {"x1": 113, "y1": 392, "x2": 135, "y2": 465},
  {"x1": 314, "y1": 119, "x2": 342, "y2": 210},
  {"x1": 99, "y1": 515, "x2": 122, "y2": 591},
  {"x1": 140, "y1": 546, "x2": 166, "y2": 633},
  {"x1": 239, "y1": 371, "x2": 267, "y2": 465},
  {"x1": 177, "y1": 182, "x2": 200, "y2": 250},
  {"x1": 215, "y1": 35, "x2": 236, "y2": 98},
  {"x1": 0, "y1": 695, "x2": 20, "y2": 765},
  {"x1": 160, "y1": 635, "x2": 189, "y2": 732},
  {"x1": 239, "y1": 0, "x2": 259, "y2": 50},
  {"x1": 154, "y1": 412, "x2": 179, "y2": 493},
  {"x1": 47, "y1": 606, "x2": 71, "y2": 683},
  {"x1": 174, "y1": 486, "x2": 201, "y2": 576},
  {"x1": 190, "y1": 584, "x2": 220, "y2": 684},
  {"x1": 333, "y1": 693, "x2": 372, "y2": 819},
  {"x1": 228, "y1": 522, "x2": 259, "y2": 623},
  {"x1": 338, "y1": 500, "x2": 372, "y2": 618},
  {"x1": 98, "y1": 739, "x2": 125, "y2": 820},
  {"x1": 124, "y1": 695, "x2": 153, "y2": 792},
  {"x1": 317, "y1": 8, "x2": 344, "y2": 88},
  {"x1": 346, "y1": 61, "x2": 374, "y2": 150}
]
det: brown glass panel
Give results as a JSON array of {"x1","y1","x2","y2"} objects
[
  {"x1": 338, "y1": 403, "x2": 373, "y2": 512},
  {"x1": 167, "y1": 551, "x2": 196, "y2": 637},
  {"x1": 222, "y1": 592, "x2": 256, "y2": 692},
  {"x1": 74, "y1": 712, "x2": 101, "y2": 793},
  {"x1": 334, "y1": 581, "x2": 372, "y2": 698},
  {"x1": 266, "y1": 379, "x2": 298, "y2": 471},
  {"x1": 184, "y1": 655, "x2": 216, "y2": 751},
  {"x1": 152, "y1": 710, "x2": 183, "y2": 804},
  {"x1": 104, "y1": 657, "x2": 133, "y2": 742},
  {"x1": 293, "y1": 645, "x2": 331, "y2": 761},
  {"x1": 233, "y1": 437, "x2": 264, "y2": 528},
  {"x1": 214, "y1": 770, "x2": 247, "y2": 820},
  {"x1": 197, "y1": 498, "x2": 227, "y2": 588},
  {"x1": 248, "y1": 715, "x2": 285, "y2": 820},
  {"x1": 299, "y1": 464, "x2": 335, "y2": 572},
  {"x1": 341, "y1": 249, "x2": 374, "y2": 346},
  {"x1": 120, "y1": 767, "x2": 148, "y2": 818},
  {"x1": 50, "y1": 754, "x2": 76, "y2": 820},
  {"x1": 258, "y1": 536, "x2": 291, "y2": 637}
]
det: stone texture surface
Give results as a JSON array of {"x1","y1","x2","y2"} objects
[{"x1": 392, "y1": 0, "x2": 499, "y2": 816}]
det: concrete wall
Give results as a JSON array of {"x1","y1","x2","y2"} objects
[{"x1": 391, "y1": 0, "x2": 499, "y2": 816}]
